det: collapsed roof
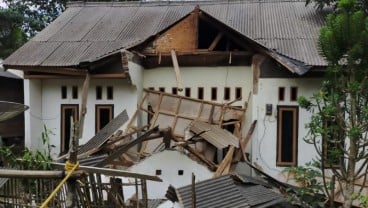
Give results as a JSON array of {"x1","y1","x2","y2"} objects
[{"x1": 3, "y1": 0, "x2": 327, "y2": 75}]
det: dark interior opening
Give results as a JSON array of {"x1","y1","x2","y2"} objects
[
  {"x1": 198, "y1": 87, "x2": 204, "y2": 100},
  {"x1": 107, "y1": 86, "x2": 113, "y2": 100},
  {"x1": 99, "y1": 109, "x2": 111, "y2": 130},
  {"x1": 61, "y1": 86, "x2": 67, "y2": 99},
  {"x1": 278, "y1": 87, "x2": 285, "y2": 101},
  {"x1": 172, "y1": 87, "x2": 178, "y2": 95},
  {"x1": 185, "y1": 87, "x2": 191, "y2": 97},
  {"x1": 96, "y1": 86, "x2": 102, "y2": 100},
  {"x1": 72, "y1": 86, "x2": 78, "y2": 99},
  {"x1": 280, "y1": 110, "x2": 294, "y2": 163},
  {"x1": 224, "y1": 87, "x2": 230, "y2": 100},
  {"x1": 291, "y1": 87, "x2": 298, "y2": 101},
  {"x1": 211, "y1": 87, "x2": 217, "y2": 100},
  {"x1": 235, "y1": 87, "x2": 242, "y2": 100}
]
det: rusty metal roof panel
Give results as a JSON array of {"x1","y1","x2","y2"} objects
[{"x1": 190, "y1": 120, "x2": 239, "y2": 149}]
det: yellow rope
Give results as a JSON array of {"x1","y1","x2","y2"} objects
[{"x1": 40, "y1": 161, "x2": 79, "y2": 208}]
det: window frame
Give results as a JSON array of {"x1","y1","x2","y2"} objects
[
  {"x1": 276, "y1": 105, "x2": 298, "y2": 167},
  {"x1": 60, "y1": 104, "x2": 79, "y2": 153},
  {"x1": 95, "y1": 104, "x2": 114, "y2": 134}
]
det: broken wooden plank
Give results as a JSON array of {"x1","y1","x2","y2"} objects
[
  {"x1": 0, "y1": 169, "x2": 64, "y2": 179},
  {"x1": 96, "y1": 126, "x2": 159, "y2": 167},
  {"x1": 240, "y1": 120, "x2": 257, "y2": 161},
  {"x1": 171, "y1": 134, "x2": 217, "y2": 171},
  {"x1": 170, "y1": 50, "x2": 183, "y2": 91},
  {"x1": 214, "y1": 146, "x2": 234, "y2": 177},
  {"x1": 52, "y1": 162, "x2": 162, "y2": 182}
]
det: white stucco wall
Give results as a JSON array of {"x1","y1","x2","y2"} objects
[
  {"x1": 25, "y1": 76, "x2": 140, "y2": 157},
  {"x1": 252, "y1": 77, "x2": 323, "y2": 180},
  {"x1": 24, "y1": 79, "x2": 43, "y2": 149},
  {"x1": 143, "y1": 66, "x2": 251, "y2": 105},
  {"x1": 127, "y1": 150, "x2": 213, "y2": 199}
]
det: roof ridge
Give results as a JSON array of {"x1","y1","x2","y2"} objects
[{"x1": 67, "y1": 0, "x2": 307, "y2": 8}]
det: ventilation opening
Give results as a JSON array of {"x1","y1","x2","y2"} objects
[
  {"x1": 291, "y1": 87, "x2": 298, "y2": 101},
  {"x1": 278, "y1": 87, "x2": 285, "y2": 101},
  {"x1": 178, "y1": 170, "x2": 184, "y2": 175},
  {"x1": 96, "y1": 86, "x2": 102, "y2": 100},
  {"x1": 185, "y1": 87, "x2": 191, "y2": 97},
  {"x1": 156, "y1": 169, "x2": 162, "y2": 175},
  {"x1": 61, "y1": 86, "x2": 67, "y2": 99},
  {"x1": 172, "y1": 87, "x2": 178, "y2": 95},
  {"x1": 107, "y1": 86, "x2": 113, "y2": 100},
  {"x1": 224, "y1": 87, "x2": 230, "y2": 101},
  {"x1": 159, "y1": 87, "x2": 165, "y2": 92},
  {"x1": 198, "y1": 87, "x2": 204, "y2": 100},
  {"x1": 72, "y1": 86, "x2": 78, "y2": 99}
]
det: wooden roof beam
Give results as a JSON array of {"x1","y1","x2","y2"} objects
[
  {"x1": 9, "y1": 66, "x2": 88, "y2": 76},
  {"x1": 208, "y1": 32, "x2": 224, "y2": 51}
]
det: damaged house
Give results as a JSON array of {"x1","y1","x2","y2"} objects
[{"x1": 3, "y1": 0, "x2": 326, "y2": 192}]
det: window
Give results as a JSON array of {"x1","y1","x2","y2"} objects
[
  {"x1": 277, "y1": 106, "x2": 298, "y2": 166},
  {"x1": 185, "y1": 88, "x2": 191, "y2": 97},
  {"x1": 211, "y1": 87, "x2": 217, "y2": 101},
  {"x1": 107, "y1": 86, "x2": 113, "y2": 100},
  {"x1": 148, "y1": 87, "x2": 155, "y2": 91},
  {"x1": 95, "y1": 105, "x2": 114, "y2": 133},
  {"x1": 159, "y1": 87, "x2": 165, "y2": 92},
  {"x1": 235, "y1": 87, "x2": 242, "y2": 100},
  {"x1": 290, "y1": 87, "x2": 298, "y2": 101},
  {"x1": 178, "y1": 170, "x2": 184, "y2": 175},
  {"x1": 61, "y1": 104, "x2": 79, "y2": 154},
  {"x1": 172, "y1": 87, "x2": 178, "y2": 95},
  {"x1": 156, "y1": 169, "x2": 162, "y2": 175},
  {"x1": 96, "y1": 86, "x2": 102, "y2": 100},
  {"x1": 278, "y1": 87, "x2": 285, "y2": 101},
  {"x1": 61, "y1": 86, "x2": 67, "y2": 99},
  {"x1": 224, "y1": 87, "x2": 230, "y2": 101},
  {"x1": 198, "y1": 87, "x2": 204, "y2": 100},
  {"x1": 72, "y1": 86, "x2": 78, "y2": 99}
]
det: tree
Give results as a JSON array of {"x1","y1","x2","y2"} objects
[
  {"x1": 306, "y1": 0, "x2": 368, "y2": 13},
  {"x1": 0, "y1": 8, "x2": 27, "y2": 58},
  {"x1": 0, "y1": 0, "x2": 66, "y2": 59},
  {"x1": 4, "y1": 0, "x2": 67, "y2": 37},
  {"x1": 299, "y1": 0, "x2": 368, "y2": 207}
]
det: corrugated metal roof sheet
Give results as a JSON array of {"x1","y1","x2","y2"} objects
[
  {"x1": 177, "y1": 175, "x2": 250, "y2": 208},
  {"x1": 3, "y1": 0, "x2": 327, "y2": 68},
  {"x1": 174, "y1": 175, "x2": 286, "y2": 208},
  {"x1": 78, "y1": 110, "x2": 128, "y2": 156},
  {"x1": 190, "y1": 120, "x2": 239, "y2": 149}
]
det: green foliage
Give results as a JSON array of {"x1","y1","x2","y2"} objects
[
  {"x1": 0, "y1": 8, "x2": 27, "y2": 58},
  {"x1": 3, "y1": 0, "x2": 67, "y2": 37},
  {"x1": 0, "y1": 125, "x2": 54, "y2": 170},
  {"x1": 283, "y1": 162, "x2": 326, "y2": 208},
  {"x1": 300, "y1": 0, "x2": 368, "y2": 206}
]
